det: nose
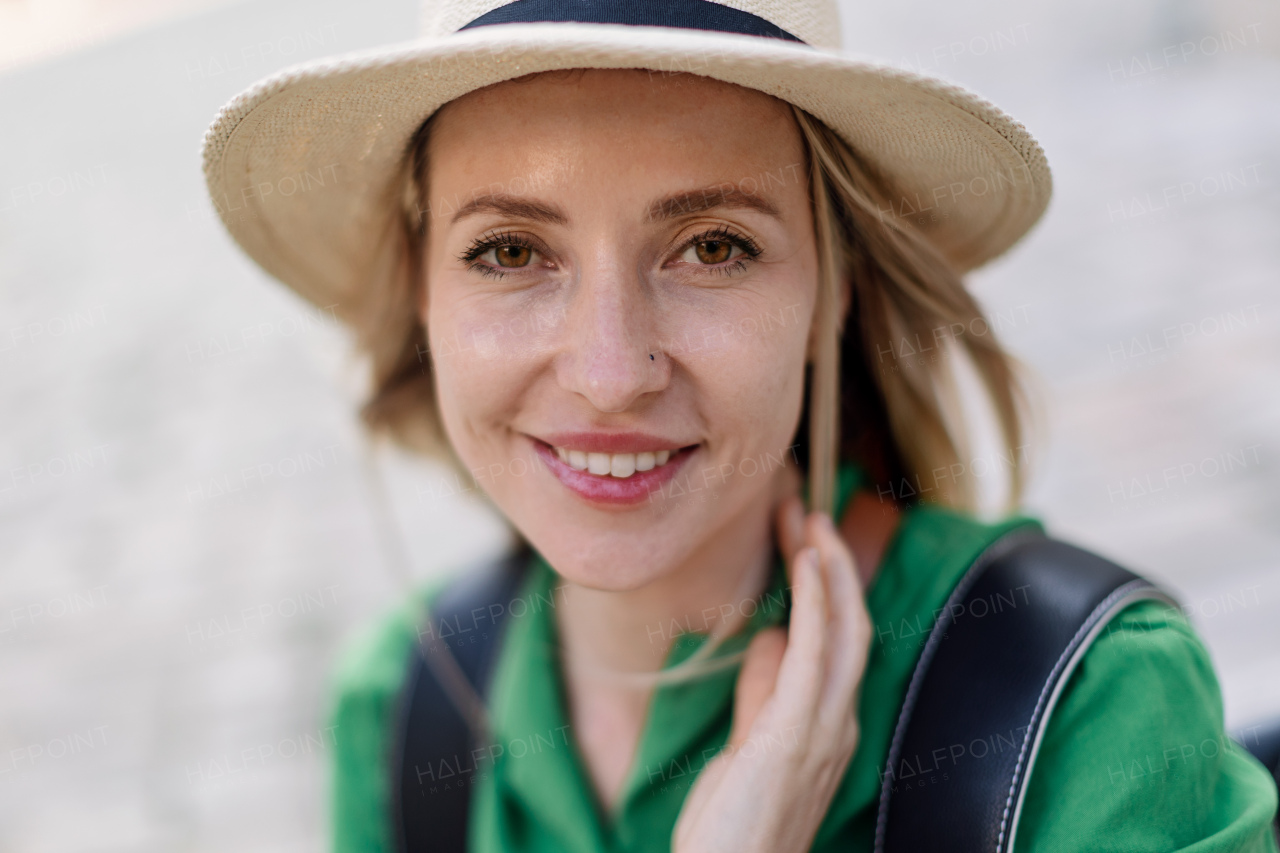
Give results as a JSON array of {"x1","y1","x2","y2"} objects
[{"x1": 555, "y1": 256, "x2": 670, "y2": 413}]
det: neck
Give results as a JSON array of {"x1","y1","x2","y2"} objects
[{"x1": 556, "y1": 487, "x2": 779, "y2": 680}]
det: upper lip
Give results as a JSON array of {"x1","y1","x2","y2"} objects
[{"x1": 533, "y1": 431, "x2": 694, "y2": 454}]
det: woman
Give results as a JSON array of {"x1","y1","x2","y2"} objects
[{"x1": 201, "y1": 2, "x2": 1279, "y2": 850}]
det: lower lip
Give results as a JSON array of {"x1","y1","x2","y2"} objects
[{"x1": 530, "y1": 438, "x2": 698, "y2": 507}]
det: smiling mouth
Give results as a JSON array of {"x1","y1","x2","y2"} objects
[{"x1": 549, "y1": 445, "x2": 683, "y2": 479}]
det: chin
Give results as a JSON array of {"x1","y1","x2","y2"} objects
[{"x1": 525, "y1": 528, "x2": 687, "y2": 592}]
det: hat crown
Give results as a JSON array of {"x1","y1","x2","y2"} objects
[{"x1": 419, "y1": 0, "x2": 843, "y2": 51}]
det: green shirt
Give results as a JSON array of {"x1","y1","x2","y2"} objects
[{"x1": 329, "y1": 465, "x2": 1279, "y2": 852}]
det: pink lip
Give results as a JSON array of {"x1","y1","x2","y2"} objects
[
  {"x1": 536, "y1": 431, "x2": 690, "y2": 454},
  {"x1": 529, "y1": 436, "x2": 698, "y2": 507}
]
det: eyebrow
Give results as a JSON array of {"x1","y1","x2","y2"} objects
[
  {"x1": 449, "y1": 185, "x2": 783, "y2": 227},
  {"x1": 450, "y1": 193, "x2": 568, "y2": 226},
  {"x1": 646, "y1": 186, "x2": 783, "y2": 222}
]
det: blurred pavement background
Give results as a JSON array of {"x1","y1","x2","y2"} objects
[{"x1": 1, "y1": 0, "x2": 1277, "y2": 849}]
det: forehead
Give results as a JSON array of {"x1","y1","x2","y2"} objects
[{"x1": 424, "y1": 69, "x2": 805, "y2": 193}]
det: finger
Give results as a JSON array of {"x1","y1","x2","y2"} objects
[
  {"x1": 807, "y1": 512, "x2": 871, "y2": 724},
  {"x1": 728, "y1": 626, "x2": 787, "y2": 750},
  {"x1": 806, "y1": 512, "x2": 860, "y2": 628},
  {"x1": 772, "y1": 546, "x2": 830, "y2": 724}
]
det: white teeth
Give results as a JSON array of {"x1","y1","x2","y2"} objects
[{"x1": 551, "y1": 446, "x2": 682, "y2": 478}]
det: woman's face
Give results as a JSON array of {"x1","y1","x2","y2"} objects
[{"x1": 422, "y1": 69, "x2": 820, "y2": 591}]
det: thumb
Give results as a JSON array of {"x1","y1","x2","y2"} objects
[{"x1": 729, "y1": 626, "x2": 787, "y2": 749}]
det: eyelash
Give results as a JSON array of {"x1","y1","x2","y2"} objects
[
  {"x1": 457, "y1": 230, "x2": 542, "y2": 280},
  {"x1": 680, "y1": 226, "x2": 762, "y2": 278},
  {"x1": 456, "y1": 227, "x2": 762, "y2": 280}
]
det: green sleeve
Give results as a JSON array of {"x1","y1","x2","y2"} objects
[
  {"x1": 1015, "y1": 598, "x2": 1279, "y2": 852},
  {"x1": 328, "y1": 584, "x2": 444, "y2": 853}
]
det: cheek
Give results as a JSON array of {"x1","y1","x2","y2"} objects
[
  {"x1": 672, "y1": 296, "x2": 813, "y2": 435},
  {"x1": 425, "y1": 289, "x2": 562, "y2": 445},
  {"x1": 424, "y1": 296, "x2": 510, "y2": 453}
]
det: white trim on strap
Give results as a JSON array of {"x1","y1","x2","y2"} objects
[{"x1": 999, "y1": 582, "x2": 1179, "y2": 852}]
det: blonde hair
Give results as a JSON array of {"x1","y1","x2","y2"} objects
[
  {"x1": 358, "y1": 88, "x2": 1026, "y2": 518},
  {"x1": 791, "y1": 105, "x2": 1027, "y2": 514}
]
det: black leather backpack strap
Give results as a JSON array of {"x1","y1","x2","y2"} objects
[
  {"x1": 391, "y1": 545, "x2": 534, "y2": 853},
  {"x1": 875, "y1": 529, "x2": 1179, "y2": 853},
  {"x1": 1233, "y1": 719, "x2": 1280, "y2": 796}
]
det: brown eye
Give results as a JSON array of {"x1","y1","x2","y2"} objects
[
  {"x1": 679, "y1": 235, "x2": 747, "y2": 267},
  {"x1": 694, "y1": 240, "x2": 732, "y2": 264},
  {"x1": 494, "y1": 245, "x2": 532, "y2": 267}
]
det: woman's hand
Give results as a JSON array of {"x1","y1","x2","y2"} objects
[{"x1": 672, "y1": 494, "x2": 873, "y2": 853}]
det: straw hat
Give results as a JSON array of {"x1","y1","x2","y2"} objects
[{"x1": 201, "y1": 0, "x2": 1052, "y2": 318}]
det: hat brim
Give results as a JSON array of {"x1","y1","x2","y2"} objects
[{"x1": 202, "y1": 22, "x2": 1051, "y2": 316}]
